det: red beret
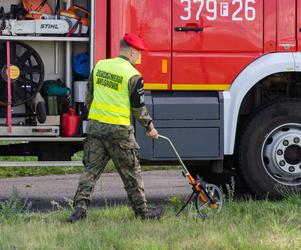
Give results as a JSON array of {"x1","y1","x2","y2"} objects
[{"x1": 124, "y1": 33, "x2": 148, "y2": 51}]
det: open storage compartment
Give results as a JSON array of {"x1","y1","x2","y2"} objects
[
  {"x1": 0, "y1": 0, "x2": 93, "y2": 138},
  {"x1": 0, "y1": 0, "x2": 95, "y2": 165}
]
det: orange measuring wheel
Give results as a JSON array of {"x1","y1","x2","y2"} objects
[{"x1": 158, "y1": 135, "x2": 223, "y2": 217}]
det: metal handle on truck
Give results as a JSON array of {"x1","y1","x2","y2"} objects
[{"x1": 175, "y1": 26, "x2": 203, "y2": 32}]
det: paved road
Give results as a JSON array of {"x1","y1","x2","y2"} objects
[{"x1": 0, "y1": 170, "x2": 192, "y2": 211}]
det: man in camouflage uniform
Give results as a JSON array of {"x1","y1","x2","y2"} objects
[{"x1": 68, "y1": 33, "x2": 164, "y2": 223}]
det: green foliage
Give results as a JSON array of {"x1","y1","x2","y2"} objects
[
  {"x1": 225, "y1": 176, "x2": 236, "y2": 202},
  {"x1": 0, "y1": 158, "x2": 179, "y2": 179},
  {"x1": 0, "y1": 147, "x2": 179, "y2": 178},
  {"x1": 168, "y1": 195, "x2": 182, "y2": 212},
  {"x1": 275, "y1": 183, "x2": 301, "y2": 198},
  {"x1": 0, "y1": 187, "x2": 30, "y2": 221},
  {"x1": 0, "y1": 165, "x2": 84, "y2": 178}
]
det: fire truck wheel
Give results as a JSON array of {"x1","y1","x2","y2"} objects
[{"x1": 238, "y1": 99, "x2": 301, "y2": 199}]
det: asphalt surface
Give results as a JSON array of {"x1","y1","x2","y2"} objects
[{"x1": 0, "y1": 170, "x2": 191, "y2": 211}]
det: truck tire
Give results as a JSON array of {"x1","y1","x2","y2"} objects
[{"x1": 238, "y1": 99, "x2": 301, "y2": 199}]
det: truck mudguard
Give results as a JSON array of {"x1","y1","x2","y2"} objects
[{"x1": 223, "y1": 52, "x2": 296, "y2": 155}]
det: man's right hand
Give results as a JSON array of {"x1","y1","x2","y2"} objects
[{"x1": 146, "y1": 128, "x2": 159, "y2": 139}]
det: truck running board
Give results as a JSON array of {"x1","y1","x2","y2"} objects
[{"x1": 0, "y1": 161, "x2": 83, "y2": 167}]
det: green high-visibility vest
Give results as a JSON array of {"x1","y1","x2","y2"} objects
[{"x1": 88, "y1": 57, "x2": 141, "y2": 125}]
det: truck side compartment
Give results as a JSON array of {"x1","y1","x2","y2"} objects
[{"x1": 136, "y1": 91, "x2": 224, "y2": 161}]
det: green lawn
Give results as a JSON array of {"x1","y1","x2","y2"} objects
[
  {"x1": 0, "y1": 164, "x2": 179, "y2": 178},
  {"x1": 0, "y1": 152, "x2": 179, "y2": 178},
  {"x1": 0, "y1": 196, "x2": 300, "y2": 250}
]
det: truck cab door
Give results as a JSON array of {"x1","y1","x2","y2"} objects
[
  {"x1": 277, "y1": 0, "x2": 296, "y2": 52},
  {"x1": 172, "y1": 0, "x2": 264, "y2": 90},
  {"x1": 298, "y1": 0, "x2": 301, "y2": 51}
]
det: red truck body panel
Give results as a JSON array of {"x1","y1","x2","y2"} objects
[
  {"x1": 298, "y1": 0, "x2": 301, "y2": 51},
  {"x1": 108, "y1": 0, "x2": 172, "y2": 90},
  {"x1": 172, "y1": 0, "x2": 264, "y2": 90},
  {"x1": 94, "y1": 0, "x2": 297, "y2": 90},
  {"x1": 94, "y1": 0, "x2": 107, "y2": 63},
  {"x1": 263, "y1": 0, "x2": 276, "y2": 52}
]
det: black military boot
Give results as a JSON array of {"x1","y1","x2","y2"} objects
[
  {"x1": 68, "y1": 207, "x2": 87, "y2": 223},
  {"x1": 138, "y1": 207, "x2": 164, "y2": 220}
]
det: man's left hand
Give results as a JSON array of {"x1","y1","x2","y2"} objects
[{"x1": 146, "y1": 128, "x2": 159, "y2": 139}]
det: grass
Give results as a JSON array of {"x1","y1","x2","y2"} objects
[
  {"x1": 0, "y1": 165, "x2": 84, "y2": 178},
  {"x1": 0, "y1": 195, "x2": 301, "y2": 250},
  {"x1": 0, "y1": 154, "x2": 83, "y2": 178},
  {"x1": 0, "y1": 164, "x2": 179, "y2": 179},
  {"x1": 0, "y1": 152, "x2": 179, "y2": 178}
]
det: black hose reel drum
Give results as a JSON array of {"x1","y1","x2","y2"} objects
[{"x1": 0, "y1": 41, "x2": 46, "y2": 123}]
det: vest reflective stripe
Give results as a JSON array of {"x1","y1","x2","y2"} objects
[
  {"x1": 90, "y1": 103, "x2": 130, "y2": 116},
  {"x1": 88, "y1": 57, "x2": 141, "y2": 125},
  {"x1": 88, "y1": 113, "x2": 130, "y2": 125}
]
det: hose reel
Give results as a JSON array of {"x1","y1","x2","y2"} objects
[{"x1": 0, "y1": 41, "x2": 46, "y2": 123}]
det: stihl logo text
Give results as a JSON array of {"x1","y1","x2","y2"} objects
[{"x1": 40, "y1": 24, "x2": 60, "y2": 29}]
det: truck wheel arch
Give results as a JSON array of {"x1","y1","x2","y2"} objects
[{"x1": 223, "y1": 52, "x2": 296, "y2": 155}]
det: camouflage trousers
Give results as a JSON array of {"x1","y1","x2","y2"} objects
[{"x1": 73, "y1": 120, "x2": 147, "y2": 215}]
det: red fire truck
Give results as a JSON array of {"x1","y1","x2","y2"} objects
[{"x1": 0, "y1": 0, "x2": 301, "y2": 199}]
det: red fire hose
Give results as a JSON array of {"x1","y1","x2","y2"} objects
[{"x1": 6, "y1": 41, "x2": 12, "y2": 133}]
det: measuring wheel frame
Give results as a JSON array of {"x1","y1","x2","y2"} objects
[
  {"x1": 158, "y1": 135, "x2": 223, "y2": 217},
  {"x1": 194, "y1": 183, "x2": 223, "y2": 217}
]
